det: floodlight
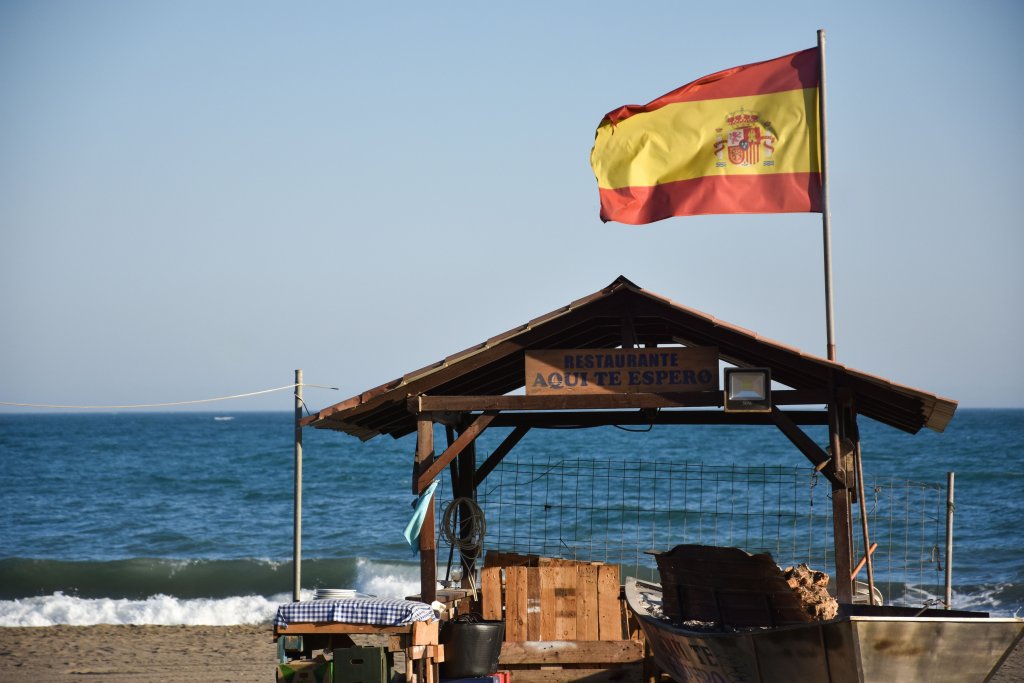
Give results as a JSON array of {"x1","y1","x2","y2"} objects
[{"x1": 723, "y1": 367, "x2": 772, "y2": 412}]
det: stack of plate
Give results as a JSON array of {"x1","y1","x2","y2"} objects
[{"x1": 313, "y1": 588, "x2": 357, "y2": 600}]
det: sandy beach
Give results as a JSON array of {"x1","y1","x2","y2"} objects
[
  {"x1": 0, "y1": 622, "x2": 1021, "y2": 682},
  {"x1": 0, "y1": 624, "x2": 275, "y2": 682}
]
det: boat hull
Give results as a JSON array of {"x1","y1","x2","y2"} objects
[{"x1": 627, "y1": 578, "x2": 1024, "y2": 683}]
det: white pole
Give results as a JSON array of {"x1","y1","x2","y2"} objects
[{"x1": 945, "y1": 472, "x2": 955, "y2": 609}]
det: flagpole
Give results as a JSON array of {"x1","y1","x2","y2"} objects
[{"x1": 818, "y1": 28, "x2": 836, "y2": 362}]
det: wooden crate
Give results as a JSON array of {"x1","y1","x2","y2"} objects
[
  {"x1": 479, "y1": 552, "x2": 644, "y2": 682},
  {"x1": 481, "y1": 552, "x2": 623, "y2": 642}
]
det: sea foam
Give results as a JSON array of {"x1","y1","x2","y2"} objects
[
  {"x1": 0, "y1": 558, "x2": 425, "y2": 626},
  {"x1": 0, "y1": 592, "x2": 286, "y2": 627}
]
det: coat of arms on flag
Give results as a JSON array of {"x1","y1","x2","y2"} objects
[{"x1": 714, "y1": 109, "x2": 779, "y2": 168}]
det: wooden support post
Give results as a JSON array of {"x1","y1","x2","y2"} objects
[
  {"x1": 456, "y1": 418, "x2": 476, "y2": 503},
  {"x1": 828, "y1": 391, "x2": 854, "y2": 604},
  {"x1": 456, "y1": 417, "x2": 478, "y2": 584},
  {"x1": 831, "y1": 486, "x2": 853, "y2": 604},
  {"x1": 416, "y1": 416, "x2": 437, "y2": 603}
]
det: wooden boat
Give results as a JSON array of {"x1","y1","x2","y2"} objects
[{"x1": 626, "y1": 557, "x2": 1024, "y2": 683}]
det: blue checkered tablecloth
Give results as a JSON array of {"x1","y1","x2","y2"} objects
[{"x1": 273, "y1": 598, "x2": 435, "y2": 628}]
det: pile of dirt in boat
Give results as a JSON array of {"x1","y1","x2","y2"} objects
[{"x1": 784, "y1": 563, "x2": 839, "y2": 621}]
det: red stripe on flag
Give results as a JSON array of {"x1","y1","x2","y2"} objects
[
  {"x1": 598, "y1": 172, "x2": 822, "y2": 224},
  {"x1": 604, "y1": 48, "x2": 819, "y2": 126}
]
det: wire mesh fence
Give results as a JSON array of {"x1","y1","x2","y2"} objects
[
  {"x1": 860, "y1": 476, "x2": 948, "y2": 605},
  {"x1": 455, "y1": 454, "x2": 947, "y2": 607}
]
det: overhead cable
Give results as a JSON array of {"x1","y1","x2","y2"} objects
[{"x1": 0, "y1": 382, "x2": 339, "y2": 410}]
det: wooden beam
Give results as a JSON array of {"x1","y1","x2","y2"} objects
[
  {"x1": 770, "y1": 407, "x2": 841, "y2": 486},
  {"x1": 411, "y1": 390, "x2": 827, "y2": 414},
  {"x1": 474, "y1": 425, "x2": 529, "y2": 488},
  {"x1": 487, "y1": 410, "x2": 827, "y2": 429},
  {"x1": 500, "y1": 667, "x2": 643, "y2": 683},
  {"x1": 411, "y1": 392, "x2": 712, "y2": 412},
  {"x1": 497, "y1": 639, "x2": 644, "y2": 665},
  {"x1": 416, "y1": 411, "x2": 497, "y2": 492},
  {"x1": 274, "y1": 622, "x2": 413, "y2": 636},
  {"x1": 619, "y1": 302, "x2": 638, "y2": 349}
]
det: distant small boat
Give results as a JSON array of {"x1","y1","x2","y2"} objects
[{"x1": 213, "y1": 416, "x2": 234, "y2": 421}]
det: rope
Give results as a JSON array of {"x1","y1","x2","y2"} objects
[
  {"x1": 440, "y1": 497, "x2": 487, "y2": 598},
  {"x1": 0, "y1": 383, "x2": 339, "y2": 410},
  {"x1": 440, "y1": 497, "x2": 487, "y2": 563}
]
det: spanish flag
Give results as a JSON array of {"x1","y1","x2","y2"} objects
[{"x1": 590, "y1": 48, "x2": 821, "y2": 225}]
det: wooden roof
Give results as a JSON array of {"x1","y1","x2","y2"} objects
[{"x1": 302, "y1": 276, "x2": 957, "y2": 440}]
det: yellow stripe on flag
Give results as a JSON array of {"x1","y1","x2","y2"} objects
[{"x1": 592, "y1": 87, "x2": 820, "y2": 190}]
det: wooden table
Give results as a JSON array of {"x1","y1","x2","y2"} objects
[{"x1": 274, "y1": 619, "x2": 442, "y2": 683}]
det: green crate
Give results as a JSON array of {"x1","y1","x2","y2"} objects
[{"x1": 333, "y1": 646, "x2": 388, "y2": 683}]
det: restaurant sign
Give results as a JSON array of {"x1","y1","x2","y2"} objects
[{"x1": 525, "y1": 347, "x2": 719, "y2": 395}]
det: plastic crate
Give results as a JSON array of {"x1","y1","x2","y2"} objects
[{"x1": 333, "y1": 646, "x2": 387, "y2": 683}]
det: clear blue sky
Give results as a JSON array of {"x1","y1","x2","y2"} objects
[{"x1": 2, "y1": 0, "x2": 1022, "y2": 412}]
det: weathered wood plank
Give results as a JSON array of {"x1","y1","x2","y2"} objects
[
  {"x1": 539, "y1": 566, "x2": 557, "y2": 640},
  {"x1": 553, "y1": 565, "x2": 577, "y2": 640},
  {"x1": 506, "y1": 565, "x2": 528, "y2": 642},
  {"x1": 596, "y1": 564, "x2": 620, "y2": 641},
  {"x1": 498, "y1": 639, "x2": 645, "y2": 665},
  {"x1": 652, "y1": 545, "x2": 813, "y2": 627},
  {"x1": 499, "y1": 667, "x2": 643, "y2": 683},
  {"x1": 485, "y1": 550, "x2": 523, "y2": 568},
  {"x1": 538, "y1": 557, "x2": 579, "y2": 566},
  {"x1": 527, "y1": 565, "x2": 542, "y2": 641},
  {"x1": 481, "y1": 566, "x2": 502, "y2": 621},
  {"x1": 576, "y1": 564, "x2": 599, "y2": 641},
  {"x1": 411, "y1": 620, "x2": 439, "y2": 646},
  {"x1": 275, "y1": 622, "x2": 411, "y2": 636}
]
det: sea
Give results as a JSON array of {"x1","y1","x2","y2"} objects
[{"x1": 0, "y1": 409, "x2": 1021, "y2": 626}]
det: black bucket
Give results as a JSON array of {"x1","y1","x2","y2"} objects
[{"x1": 439, "y1": 616, "x2": 505, "y2": 679}]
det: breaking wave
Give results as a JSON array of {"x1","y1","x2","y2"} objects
[{"x1": 0, "y1": 556, "x2": 423, "y2": 626}]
